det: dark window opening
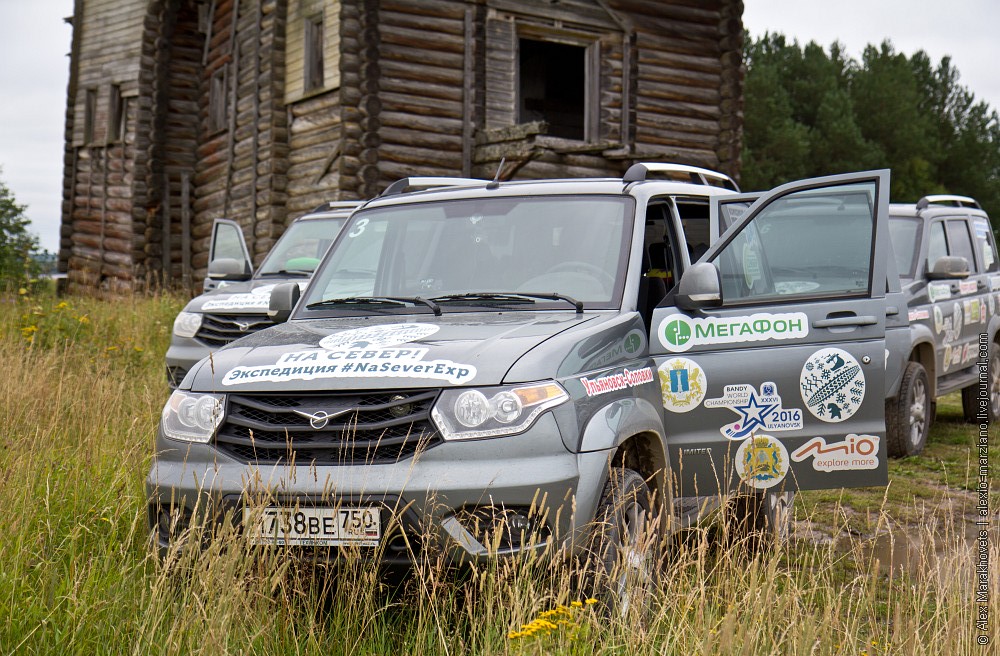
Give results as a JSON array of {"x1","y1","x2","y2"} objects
[
  {"x1": 519, "y1": 39, "x2": 586, "y2": 140},
  {"x1": 83, "y1": 88, "x2": 97, "y2": 144},
  {"x1": 305, "y1": 15, "x2": 324, "y2": 92},
  {"x1": 108, "y1": 84, "x2": 126, "y2": 142},
  {"x1": 208, "y1": 67, "x2": 228, "y2": 133}
]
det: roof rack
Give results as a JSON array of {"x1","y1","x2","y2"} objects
[
  {"x1": 380, "y1": 176, "x2": 487, "y2": 197},
  {"x1": 309, "y1": 200, "x2": 364, "y2": 213},
  {"x1": 915, "y1": 194, "x2": 981, "y2": 211},
  {"x1": 622, "y1": 162, "x2": 740, "y2": 191}
]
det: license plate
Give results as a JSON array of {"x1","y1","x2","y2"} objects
[{"x1": 244, "y1": 506, "x2": 381, "y2": 547}]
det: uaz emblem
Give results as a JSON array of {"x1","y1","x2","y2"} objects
[{"x1": 291, "y1": 407, "x2": 353, "y2": 430}]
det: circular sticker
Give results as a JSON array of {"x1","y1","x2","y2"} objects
[
  {"x1": 933, "y1": 305, "x2": 944, "y2": 333},
  {"x1": 659, "y1": 314, "x2": 694, "y2": 352},
  {"x1": 799, "y1": 348, "x2": 866, "y2": 423},
  {"x1": 658, "y1": 357, "x2": 707, "y2": 413},
  {"x1": 623, "y1": 329, "x2": 646, "y2": 356},
  {"x1": 735, "y1": 435, "x2": 789, "y2": 490},
  {"x1": 319, "y1": 323, "x2": 439, "y2": 350},
  {"x1": 953, "y1": 302, "x2": 963, "y2": 331}
]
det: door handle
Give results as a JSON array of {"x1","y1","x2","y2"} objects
[{"x1": 813, "y1": 315, "x2": 878, "y2": 328}]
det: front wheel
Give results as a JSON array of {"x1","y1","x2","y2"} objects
[
  {"x1": 886, "y1": 361, "x2": 930, "y2": 457},
  {"x1": 962, "y1": 343, "x2": 1000, "y2": 423},
  {"x1": 728, "y1": 490, "x2": 794, "y2": 550},
  {"x1": 583, "y1": 467, "x2": 659, "y2": 618}
]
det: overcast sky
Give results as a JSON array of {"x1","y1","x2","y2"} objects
[{"x1": 1, "y1": 0, "x2": 998, "y2": 254}]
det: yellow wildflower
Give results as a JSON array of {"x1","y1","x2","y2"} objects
[
  {"x1": 77, "y1": 315, "x2": 90, "y2": 324},
  {"x1": 56, "y1": 301, "x2": 69, "y2": 310},
  {"x1": 585, "y1": 598, "x2": 598, "y2": 605},
  {"x1": 17, "y1": 287, "x2": 26, "y2": 295},
  {"x1": 570, "y1": 600, "x2": 583, "y2": 608}
]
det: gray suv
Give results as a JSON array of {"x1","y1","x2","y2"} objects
[
  {"x1": 165, "y1": 202, "x2": 359, "y2": 386},
  {"x1": 148, "y1": 167, "x2": 895, "y2": 599},
  {"x1": 884, "y1": 195, "x2": 1000, "y2": 455}
]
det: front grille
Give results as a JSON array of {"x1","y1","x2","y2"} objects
[
  {"x1": 215, "y1": 390, "x2": 442, "y2": 465},
  {"x1": 195, "y1": 313, "x2": 274, "y2": 347}
]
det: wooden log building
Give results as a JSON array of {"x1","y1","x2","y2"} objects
[{"x1": 60, "y1": 0, "x2": 744, "y2": 292}]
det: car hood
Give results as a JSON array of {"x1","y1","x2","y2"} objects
[
  {"x1": 187, "y1": 312, "x2": 600, "y2": 392},
  {"x1": 185, "y1": 279, "x2": 310, "y2": 314}
]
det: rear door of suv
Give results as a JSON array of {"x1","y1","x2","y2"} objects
[
  {"x1": 650, "y1": 171, "x2": 891, "y2": 497},
  {"x1": 930, "y1": 216, "x2": 995, "y2": 378}
]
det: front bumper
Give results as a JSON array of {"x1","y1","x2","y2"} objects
[{"x1": 146, "y1": 413, "x2": 612, "y2": 564}]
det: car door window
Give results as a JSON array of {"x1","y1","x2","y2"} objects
[
  {"x1": 711, "y1": 182, "x2": 875, "y2": 304},
  {"x1": 947, "y1": 220, "x2": 977, "y2": 272},
  {"x1": 973, "y1": 218, "x2": 998, "y2": 272},
  {"x1": 212, "y1": 222, "x2": 247, "y2": 262},
  {"x1": 927, "y1": 222, "x2": 947, "y2": 269}
]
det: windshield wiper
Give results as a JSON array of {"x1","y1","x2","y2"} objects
[
  {"x1": 258, "y1": 269, "x2": 312, "y2": 277},
  {"x1": 306, "y1": 296, "x2": 441, "y2": 316},
  {"x1": 431, "y1": 292, "x2": 583, "y2": 313}
]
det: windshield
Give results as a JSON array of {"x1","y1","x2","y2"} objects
[
  {"x1": 300, "y1": 195, "x2": 633, "y2": 315},
  {"x1": 888, "y1": 217, "x2": 921, "y2": 279},
  {"x1": 257, "y1": 217, "x2": 348, "y2": 276}
]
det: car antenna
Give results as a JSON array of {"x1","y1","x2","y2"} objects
[{"x1": 486, "y1": 157, "x2": 505, "y2": 190}]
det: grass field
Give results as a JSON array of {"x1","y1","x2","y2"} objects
[{"x1": 0, "y1": 288, "x2": 997, "y2": 655}]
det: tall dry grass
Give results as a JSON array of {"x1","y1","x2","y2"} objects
[{"x1": 0, "y1": 289, "x2": 996, "y2": 655}]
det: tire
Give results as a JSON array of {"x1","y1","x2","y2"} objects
[
  {"x1": 886, "y1": 361, "x2": 931, "y2": 457},
  {"x1": 962, "y1": 343, "x2": 1000, "y2": 423},
  {"x1": 728, "y1": 490, "x2": 794, "y2": 550},
  {"x1": 583, "y1": 467, "x2": 659, "y2": 618}
]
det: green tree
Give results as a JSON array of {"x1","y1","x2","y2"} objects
[
  {"x1": 0, "y1": 171, "x2": 43, "y2": 284},
  {"x1": 742, "y1": 33, "x2": 1000, "y2": 223}
]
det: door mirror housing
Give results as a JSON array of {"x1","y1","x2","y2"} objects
[
  {"x1": 268, "y1": 282, "x2": 301, "y2": 323},
  {"x1": 927, "y1": 255, "x2": 970, "y2": 280},
  {"x1": 207, "y1": 257, "x2": 252, "y2": 281},
  {"x1": 676, "y1": 262, "x2": 722, "y2": 310}
]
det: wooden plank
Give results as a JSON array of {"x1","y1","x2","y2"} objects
[
  {"x1": 161, "y1": 171, "x2": 170, "y2": 278},
  {"x1": 462, "y1": 7, "x2": 474, "y2": 177},
  {"x1": 181, "y1": 171, "x2": 191, "y2": 287}
]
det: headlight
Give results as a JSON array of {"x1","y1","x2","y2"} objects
[
  {"x1": 173, "y1": 312, "x2": 203, "y2": 338},
  {"x1": 161, "y1": 391, "x2": 225, "y2": 443},
  {"x1": 431, "y1": 382, "x2": 568, "y2": 441}
]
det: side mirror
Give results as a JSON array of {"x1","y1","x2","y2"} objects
[
  {"x1": 927, "y1": 255, "x2": 970, "y2": 280},
  {"x1": 676, "y1": 262, "x2": 722, "y2": 310},
  {"x1": 207, "y1": 257, "x2": 252, "y2": 281},
  {"x1": 268, "y1": 282, "x2": 301, "y2": 323}
]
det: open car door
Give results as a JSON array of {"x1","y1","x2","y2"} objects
[
  {"x1": 204, "y1": 218, "x2": 253, "y2": 291},
  {"x1": 652, "y1": 171, "x2": 891, "y2": 497}
]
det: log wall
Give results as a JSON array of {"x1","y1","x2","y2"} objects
[
  {"x1": 61, "y1": 0, "x2": 146, "y2": 292},
  {"x1": 374, "y1": 0, "x2": 468, "y2": 184},
  {"x1": 61, "y1": 0, "x2": 744, "y2": 294}
]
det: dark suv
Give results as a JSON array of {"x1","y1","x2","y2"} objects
[{"x1": 885, "y1": 195, "x2": 1000, "y2": 455}]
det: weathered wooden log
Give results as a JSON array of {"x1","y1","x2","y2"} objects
[
  {"x1": 381, "y1": 126, "x2": 463, "y2": 150},
  {"x1": 380, "y1": 91, "x2": 462, "y2": 118},
  {"x1": 636, "y1": 77, "x2": 719, "y2": 104},
  {"x1": 379, "y1": 144, "x2": 463, "y2": 169}
]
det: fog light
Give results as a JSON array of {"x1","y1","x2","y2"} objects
[{"x1": 453, "y1": 505, "x2": 550, "y2": 552}]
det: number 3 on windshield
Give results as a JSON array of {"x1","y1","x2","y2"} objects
[{"x1": 349, "y1": 218, "x2": 369, "y2": 238}]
